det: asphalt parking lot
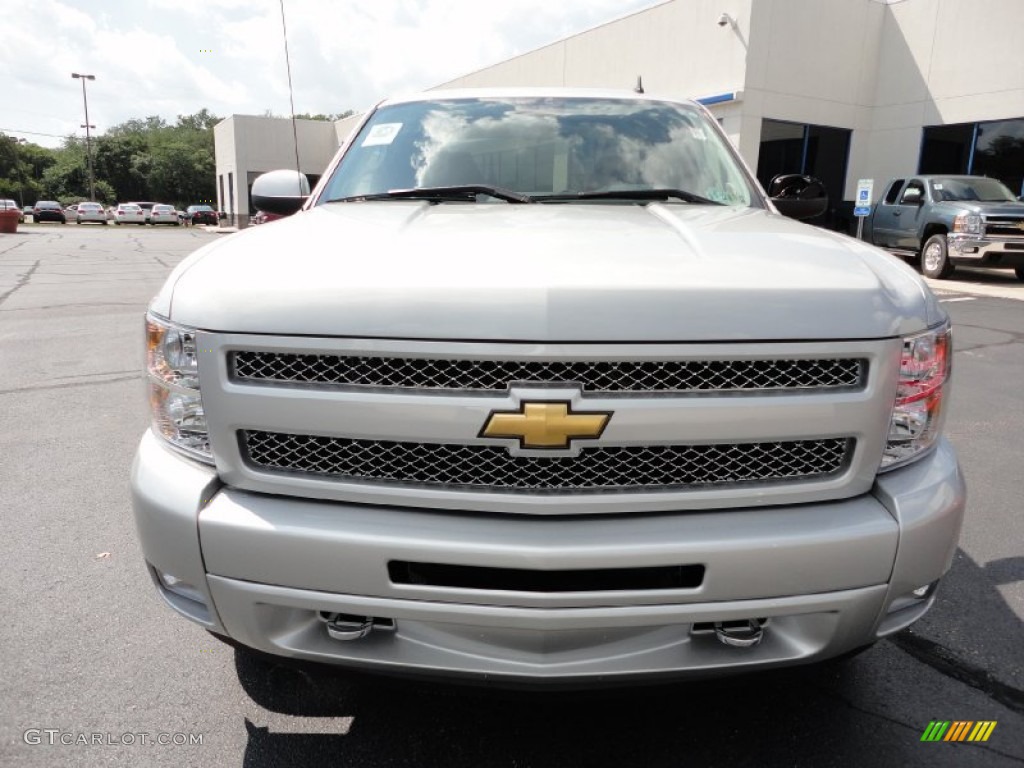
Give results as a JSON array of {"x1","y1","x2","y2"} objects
[{"x1": 1, "y1": 225, "x2": 1022, "y2": 767}]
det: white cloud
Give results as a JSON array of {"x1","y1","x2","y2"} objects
[{"x1": 1, "y1": 0, "x2": 663, "y2": 147}]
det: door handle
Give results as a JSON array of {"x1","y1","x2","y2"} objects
[{"x1": 893, "y1": 211, "x2": 901, "y2": 216}]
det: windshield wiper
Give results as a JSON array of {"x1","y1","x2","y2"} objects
[
  {"x1": 328, "y1": 185, "x2": 534, "y2": 204},
  {"x1": 534, "y1": 189, "x2": 723, "y2": 205}
]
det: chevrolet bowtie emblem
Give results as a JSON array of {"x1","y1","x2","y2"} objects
[{"x1": 480, "y1": 401, "x2": 611, "y2": 450}]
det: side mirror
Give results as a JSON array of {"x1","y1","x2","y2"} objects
[
  {"x1": 901, "y1": 188, "x2": 923, "y2": 205},
  {"x1": 251, "y1": 170, "x2": 310, "y2": 216},
  {"x1": 768, "y1": 174, "x2": 828, "y2": 220}
]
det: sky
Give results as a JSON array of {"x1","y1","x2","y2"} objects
[{"x1": 1, "y1": 0, "x2": 664, "y2": 148}]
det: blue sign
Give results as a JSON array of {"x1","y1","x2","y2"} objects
[{"x1": 854, "y1": 206, "x2": 871, "y2": 217}]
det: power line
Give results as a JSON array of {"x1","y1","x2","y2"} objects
[{"x1": 0, "y1": 127, "x2": 72, "y2": 139}]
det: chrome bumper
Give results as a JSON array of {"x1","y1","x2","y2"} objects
[
  {"x1": 131, "y1": 431, "x2": 965, "y2": 682},
  {"x1": 947, "y1": 234, "x2": 1024, "y2": 266}
]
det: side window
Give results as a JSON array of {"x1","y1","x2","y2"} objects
[
  {"x1": 899, "y1": 180, "x2": 925, "y2": 204},
  {"x1": 883, "y1": 179, "x2": 905, "y2": 205}
]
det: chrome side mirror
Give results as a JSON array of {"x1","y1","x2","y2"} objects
[{"x1": 251, "y1": 170, "x2": 310, "y2": 216}]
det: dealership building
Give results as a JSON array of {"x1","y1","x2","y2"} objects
[{"x1": 214, "y1": 0, "x2": 1024, "y2": 229}]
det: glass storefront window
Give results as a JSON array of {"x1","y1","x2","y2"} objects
[
  {"x1": 919, "y1": 117, "x2": 1024, "y2": 197},
  {"x1": 757, "y1": 118, "x2": 851, "y2": 229},
  {"x1": 973, "y1": 119, "x2": 1024, "y2": 198}
]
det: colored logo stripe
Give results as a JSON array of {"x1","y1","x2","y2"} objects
[
  {"x1": 968, "y1": 722, "x2": 997, "y2": 742},
  {"x1": 920, "y1": 720, "x2": 996, "y2": 742},
  {"x1": 921, "y1": 721, "x2": 949, "y2": 741}
]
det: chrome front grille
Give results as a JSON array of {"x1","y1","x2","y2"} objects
[
  {"x1": 241, "y1": 431, "x2": 853, "y2": 493},
  {"x1": 984, "y1": 217, "x2": 1024, "y2": 238},
  {"x1": 232, "y1": 352, "x2": 864, "y2": 394}
]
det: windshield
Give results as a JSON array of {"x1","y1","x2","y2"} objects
[
  {"x1": 320, "y1": 97, "x2": 756, "y2": 206},
  {"x1": 930, "y1": 177, "x2": 1016, "y2": 203}
]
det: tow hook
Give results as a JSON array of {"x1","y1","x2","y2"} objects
[
  {"x1": 319, "y1": 612, "x2": 378, "y2": 641},
  {"x1": 714, "y1": 619, "x2": 765, "y2": 648}
]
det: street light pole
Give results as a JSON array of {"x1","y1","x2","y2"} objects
[{"x1": 71, "y1": 72, "x2": 96, "y2": 201}]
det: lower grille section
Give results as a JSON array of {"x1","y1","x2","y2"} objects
[
  {"x1": 389, "y1": 561, "x2": 705, "y2": 592},
  {"x1": 241, "y1": 431, "x2": 852, "y2": 493}
]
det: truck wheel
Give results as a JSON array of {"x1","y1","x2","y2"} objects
[{"x1": 921, "y1": 235, "x2": 954, "y2": 279}]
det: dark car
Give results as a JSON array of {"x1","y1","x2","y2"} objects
[
  {"x1": 33, "y1": 201, "x2": 66, "y2": 224},
  {"x1": 186, "y1": 205, "x2": 219, "y2": 226}
]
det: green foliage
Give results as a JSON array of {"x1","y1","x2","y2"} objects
[
  {"x1": 293, "y1": 111, "x2": 355, "y2": 122},
  {"x1": 0, "y1": 135, "x2": 55, "y2": 205},
  {"x1": 7, "y1": 104, "x2": 350, "y2": 207}
]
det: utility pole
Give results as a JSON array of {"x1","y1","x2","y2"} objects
[{"x1": 71, "y1": 72, "x2": 97, "y2": 201}]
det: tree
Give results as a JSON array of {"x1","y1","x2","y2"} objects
[{"x1": 176, "y1": 109, "x2": 220, "y2": 131}]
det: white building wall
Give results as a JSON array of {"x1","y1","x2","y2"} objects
[
  {"x1": 436, "y1": 1, "x2": 751, "y2": 106},
  {"x1": 862, "y1": 0, "x2": 1024, "y2": 188},
  {"x1": 214, "y1": 116, "x2": 338, "y2": 225}
]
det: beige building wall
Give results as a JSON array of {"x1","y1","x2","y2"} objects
[
  {"x1": 214, "y1": 115, "x2": 337, "y2": 226},
  {"x1": 862, "y1": 0, "x2": 1024, "y2": 189}
]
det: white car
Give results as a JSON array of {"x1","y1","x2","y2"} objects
[
  {"x1": 114, "y1": 204, "x2": 145, "y2": 225},
  {"x1": 130, "y1": 201, "x2": 158, "y2": 223},
  {"x1": 76, "y1": 201, "x2": 108, "y2": 225},
  {"x1": 149, "y1": 204, "x2": 180, "y2": 226}
]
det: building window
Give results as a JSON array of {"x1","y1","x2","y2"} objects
[
  {"x1": 757, "y1": 118, "x2": 851, "y2": 229},
  {"x1": 920, "y1": 117, "x2": 1024, "y2": 197},
  {"x1": 218, "y1": 174, "x2": 225, "y2": 213},
  {"x1": 919, "y1": 124, "x2": 973, "y2": 176},
  {"x1": 228, "y1": 172, "x2": 234, "y2": 214},
  {"x1": 973, "y1": 119, "x2": 1024, "y2": 197}
]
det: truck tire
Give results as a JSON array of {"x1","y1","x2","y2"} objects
[{"x1": 921, "y1": 234, "x2": 954, "y2": 279}]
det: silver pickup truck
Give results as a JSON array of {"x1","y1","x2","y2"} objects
[{"x1": 132, "y1": 89, "x2": 965, "y2": 685}]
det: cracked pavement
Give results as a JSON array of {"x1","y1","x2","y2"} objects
[{"x1": 0, "y1": 225, "x2": 1022, "y2": 767}]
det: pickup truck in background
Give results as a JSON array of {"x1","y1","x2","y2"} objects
[{"x1": 868, "y1": 175, "x2": 1024, "y2": 280}]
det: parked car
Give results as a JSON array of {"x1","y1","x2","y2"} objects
[
  {"x1": 0, "y1": 199, "x2": 24, "y2": 223},
  {"x1": 186, "y1": 204, "x2": 219, "y2": 226},
  {"x1": 22, "y1": 205, "x2": 33, "y2": 221},
  {"x1": 149, "y1": 204, "x2": 180, "y2": 226},
  {"x1": 32, "y1": 201, "x2": 66, "y2": 223},
  {"x1": 130, "y1": 201, "x2": 159, "y2": 223},
  {"x1": 113, "y1": 203, "x2": 146, "y2": 225},
  {"x1": 65, "y1": 204, "x2": 79, "y2": 220},
  {"x1": 75, "y1": 201, "x2": 108, "y2": 225},
  {"x1": 133, "y1": 89, "x2": 964, "y2": 686},
  {"x1": 867, "y1": 174, "x2": 1024, "y2": 280}
]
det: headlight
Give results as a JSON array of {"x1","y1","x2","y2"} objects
[
  {"x1": 880, "y1": 322, "x2": 951, "y2": 471},
  {"x1": 952, "y1": 213, "x2": 982, "y2": 235},
  {"x1": 146, "y1": 313, "x2": 212, "y2": 463}
]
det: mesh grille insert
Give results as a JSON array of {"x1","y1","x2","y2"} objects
[
  {"x1": 232, "y1": 352, "x2": 864, "y2": 394},
  {"x1": 241, "y1": 431, "x2": 852, "y2": 493}
]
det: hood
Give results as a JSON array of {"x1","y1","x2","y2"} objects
[
  {"x1": 161, "y1": 202, "x2": 941, "y2": 342},
  {"x1": 935, "y1": 200, "x2": 1024, "y2": 216}
]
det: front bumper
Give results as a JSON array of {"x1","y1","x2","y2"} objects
[
  {"x1": 131, "y1": 431, "x2": 965, "y2": 684},
  {"x1": 947, "y1": 233, "x2": 1024, "y2": 267}
]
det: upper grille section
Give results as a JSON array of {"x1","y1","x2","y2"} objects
[
  {"x1": 984, "y1": 217, "x2": 1024, "y2": 238},
  {"x1": 241, "y1": 431, "x2": 852, "y2": 493},
  {"x1": 232, "y1": 352, "x2": 864, "y2": 394}
]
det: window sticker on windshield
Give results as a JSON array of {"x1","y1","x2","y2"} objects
[{"x1": 362, "y1": 123, "x2": 402, "y2": 147}]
